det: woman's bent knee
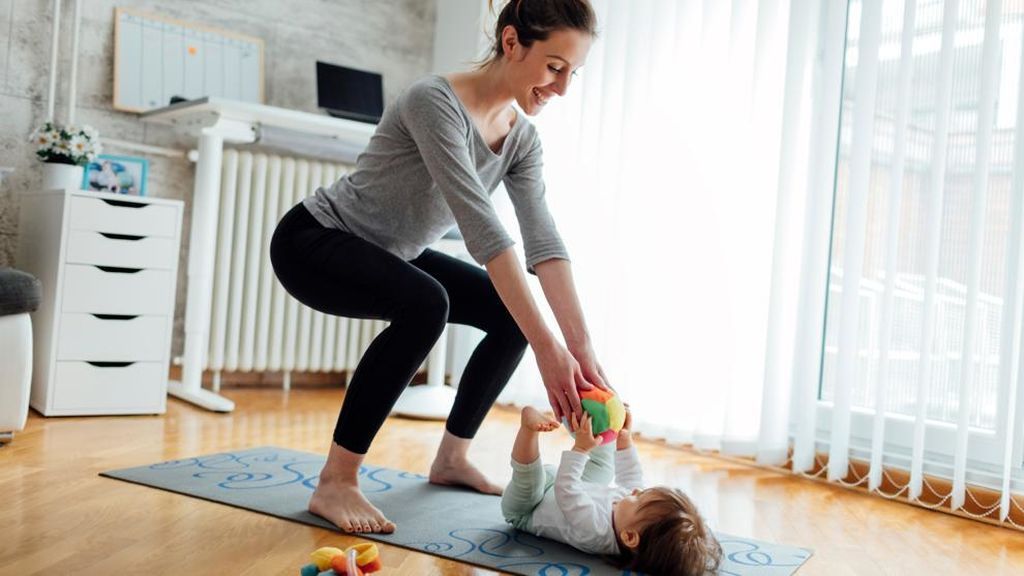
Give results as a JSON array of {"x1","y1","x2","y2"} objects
[{"x1": 394, "y1": 279, "x2": 450, "y2": 333}]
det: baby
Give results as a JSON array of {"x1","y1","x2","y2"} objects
[{"x1": 501, "y1": 406, "x2": 722, "y2": 576}]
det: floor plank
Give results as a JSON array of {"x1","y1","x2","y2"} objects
[{"x1": 2, "y1": 387, "x2": 1022, "y2": 575}]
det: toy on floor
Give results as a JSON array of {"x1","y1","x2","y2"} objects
[
  {"x1": 301, "y1": 543, "x2": 382, "y2": 576},
  {"x1": 562, "y1": 386, "x2": 626, "y2": 445}
]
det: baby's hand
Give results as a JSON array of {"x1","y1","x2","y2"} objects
[
  {"x1": 618, "y1": 403, "x2": 633, "y2": 437},
  {"x1": 571, "y1": 413, "x2": 600, "y2": 453},
  {"x1": 617, "y1": 404, "x2": 634, "y2": 449}
]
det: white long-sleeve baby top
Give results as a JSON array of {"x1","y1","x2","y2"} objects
[{"x1": 528, "y1": 446, "x2": 646, "y2": 555}]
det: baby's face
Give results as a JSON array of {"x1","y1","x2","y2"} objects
[{"x1": 613, "y1": 488, "x2": 650, "y2": 532}]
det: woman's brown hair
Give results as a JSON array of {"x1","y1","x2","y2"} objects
[{"x1": 482, "y1": 0, "x2": 598, "y2": 64}]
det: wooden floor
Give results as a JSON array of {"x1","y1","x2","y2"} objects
[{"x1": 2, "y1": 387, "x2": 1022, "y2": 575}]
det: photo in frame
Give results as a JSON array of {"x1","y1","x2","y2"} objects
[{"x1": 82, "y1": 154, "x2": 148, "y2": 196}]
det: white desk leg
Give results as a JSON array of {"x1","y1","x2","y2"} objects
[
  {"x1": 168, "y1": 129, "x2": 235, "y2": 412},
  {"x1": 391, "y1": 326, "x2": 456, "y2": 420}
]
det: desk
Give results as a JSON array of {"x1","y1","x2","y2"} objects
[{"x1": 142, "y1": 98, "x2": 375, "y2": 412}]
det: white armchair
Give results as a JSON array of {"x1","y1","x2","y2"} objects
[{"x1": 0, "y1": 267, "x2": 41, "y2": 444}]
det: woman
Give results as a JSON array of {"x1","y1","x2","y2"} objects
[{"x1": 270, "y1": 0, "x2": 606, "y2": 534}]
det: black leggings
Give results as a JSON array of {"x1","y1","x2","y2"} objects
[{"x1": 270, "y1": 203, "x2": 528, "y2": 454}]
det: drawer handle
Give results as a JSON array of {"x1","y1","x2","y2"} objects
[
  {"x1": 86, "y1": 361, "x2": 136, "y2": 368},
  {"x1": 101, "y1": 199, "x2": 147, "y2": 208},
  {"x1": 99, "y1": 232, "x2": 146, "y2": 241},
  {"x1": 95, "y1": 265, "x2": 143, "y2": 274},
  {"x1": 91, "y1": 314, "x2": 140, "y2": 321}
]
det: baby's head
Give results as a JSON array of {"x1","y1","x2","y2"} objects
[{"x1": 610, "y1": 486, "x2": 722, "y2": 576}]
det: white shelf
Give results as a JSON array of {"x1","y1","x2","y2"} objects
[
  {"x1": 141, "y1": 97, "x2": 375, "y2": 144},
  {"x1": 17, "y1": 189, "x2": 184, "y2": 416}
]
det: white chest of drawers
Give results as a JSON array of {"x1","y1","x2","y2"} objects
[{"x1": 16, "y1": 188, "x2": 183, "y2": 416}]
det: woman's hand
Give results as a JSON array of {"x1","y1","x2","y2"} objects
[
  {"x1": 571, "y1": 413, "x2": 600, "y2": 454},
  {"x1": 534, "y1": 339, "x2": 585, "y2": 422},
  {"x1": 568, "y1": 340, "x2": 611, "y2": 392}
]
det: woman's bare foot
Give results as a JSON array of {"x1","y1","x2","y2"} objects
[
  {"x1": 429, "y1": 457, "x2": 504, "y2": 495},
  {"x1": 428, "y1": 430, "x2": 503, "y2": 495},
  {"x1": 308, "y1": 478, "x2": 396, "y2": 534},
  {"x1": 521, "y1": 406, "x2": 560, "y2": 432}
]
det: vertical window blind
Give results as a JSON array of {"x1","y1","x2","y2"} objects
[{"x1": 483, "y1": 0, "x2": 1024, "y2": 531}]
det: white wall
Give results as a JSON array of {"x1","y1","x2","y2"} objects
[
  {"x1": 432, "y1": 0, "x2": 491, "y2": 74},
  {"x1": 0, "y1": 0, "x2": 437, "y2": 357}
]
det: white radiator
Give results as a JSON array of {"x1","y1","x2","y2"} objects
[{"x1": 204, "y1": 150, "x2": 387, "y2": 389}]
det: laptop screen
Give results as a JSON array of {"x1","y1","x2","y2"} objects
[{"x1": 316, "y1": 61, "x2": 384, "y2": 124}]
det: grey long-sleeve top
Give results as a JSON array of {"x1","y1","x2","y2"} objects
[{"x1": 303, "y1": 75, "x2": 569, "y2": 272}]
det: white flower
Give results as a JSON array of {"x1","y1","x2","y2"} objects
[
  {"x1": 30, "y1": 121, "x2": 101, "y2": 163},
  {"x1": 33, "y1": 130, "x2": 54, "y2": 148},
  {"x1": 69, "y1": 135, "x2": 88, "y2": 155}
]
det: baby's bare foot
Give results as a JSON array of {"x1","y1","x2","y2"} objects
[
  {"x1": 308, "y1": 479, "x2": 396, "y2": 534},
  {"x1": 521, "y1": 406, "x2": 560, "y2": 432}
]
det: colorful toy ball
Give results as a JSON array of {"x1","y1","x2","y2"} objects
[
  {"x1": 300, "y1": 563, "x2": 319, "y2": 576},
  {"x1": 565, "y1": 387, "x2": 626, "y2": 445}
]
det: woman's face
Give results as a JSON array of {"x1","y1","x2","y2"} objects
[{"x1": 504, "y1": 27, "x2": 592, "y2": 116}]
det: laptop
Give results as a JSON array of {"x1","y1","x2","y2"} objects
[{"x1": 316, "y1": 61, "x2": 384, "y2": 124}]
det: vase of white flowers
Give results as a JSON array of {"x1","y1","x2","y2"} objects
[{"x1": 30, "y1": 121, "x2": 101, "y2": 190}]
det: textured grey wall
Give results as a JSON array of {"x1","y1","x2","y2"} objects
[{"x1": 0, "y1": 0, "x2": 436, "y2": 358}]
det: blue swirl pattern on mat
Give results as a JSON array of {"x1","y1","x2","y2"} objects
[
  {"x1": 359, "y1": 467, "x2": 395, "y2": 493},
  {"x1": 497, "y1": 562, "x2": 592, "y2": 575},
  {"x1": 410, "y1": 528, "x2": 546, "y2": 559},
  {"x1": 716, "y1": 539, "x2": 812, "y2": 576},
  {"x1": 151, "y1": 451, "x2": 323, "y2": 490},
  {"x1": 132, "y1": 448, "x2": 811, "y2": 576}
]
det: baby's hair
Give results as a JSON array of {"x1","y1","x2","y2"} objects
[
  {"x1": 479, "y1": 0, "x2": 598, "y2": 66},
  {"x1": 607, "y1": 487, "x2": 723, "y2": 576}
]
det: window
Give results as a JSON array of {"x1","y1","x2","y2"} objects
[{"x1": 820, "y1": 0, "x2": 1024, "y2": 469}]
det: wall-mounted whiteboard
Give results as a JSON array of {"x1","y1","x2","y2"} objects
[{"x1": 114, "y1": 7, "x2": 264, "y2": 113}]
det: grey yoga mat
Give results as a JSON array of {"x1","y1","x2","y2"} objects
[{"x1": 100, "y1": 446, "x2": 811, "y2": 575}]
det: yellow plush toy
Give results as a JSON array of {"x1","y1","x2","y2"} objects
[{"x1": 304, "y1": 543, "x2": 381, "y2": 576}]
